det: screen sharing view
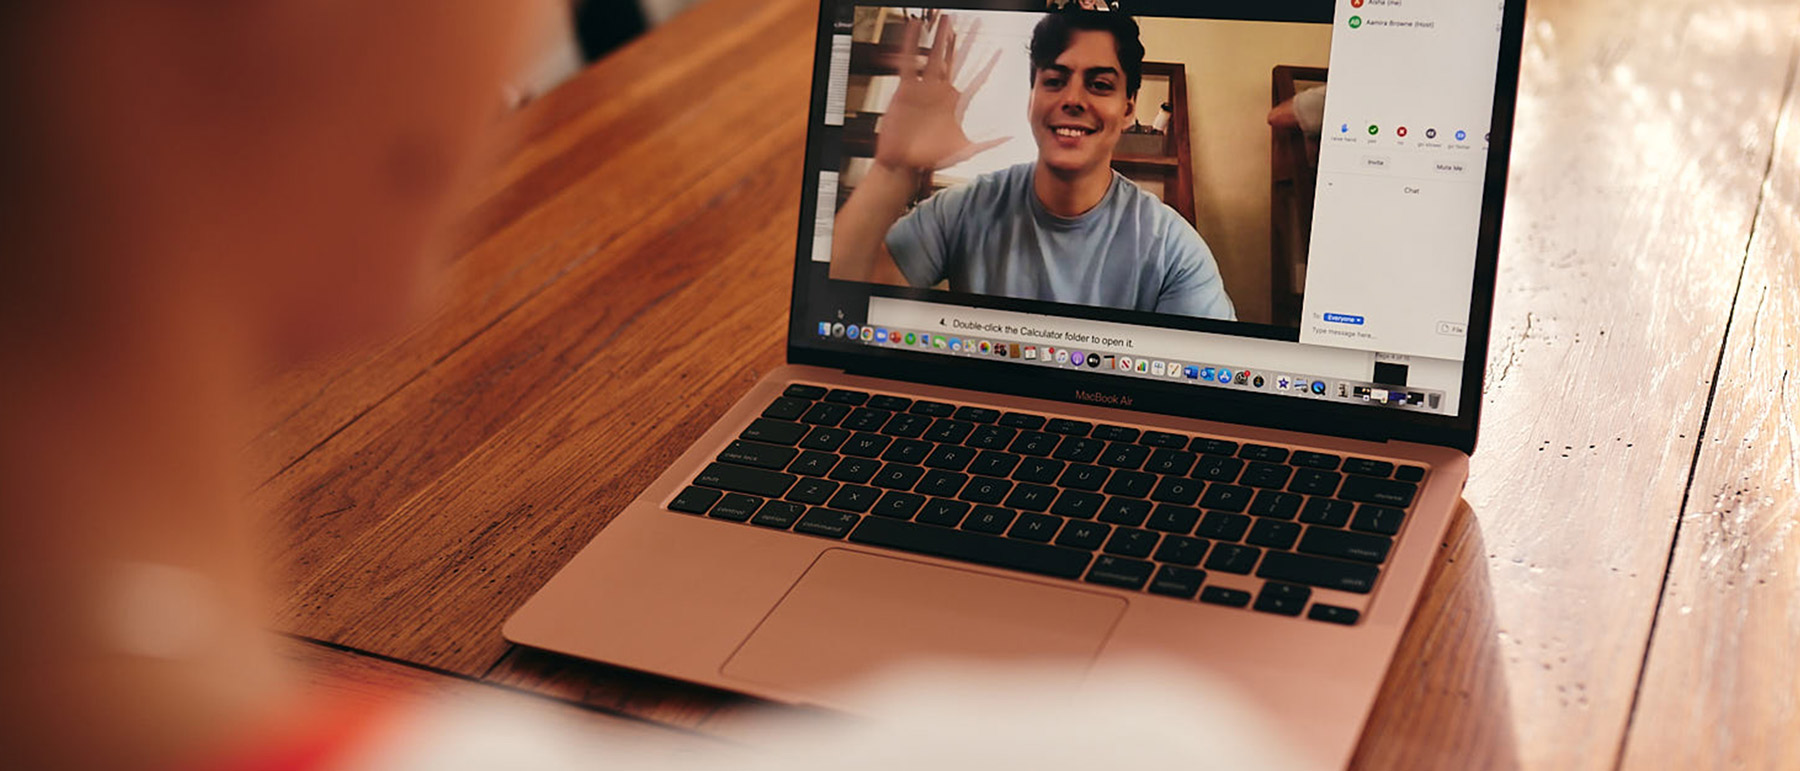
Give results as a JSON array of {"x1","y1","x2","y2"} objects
[{"x1": 802, "y1": 0, "x2": 1507, "y2": 417}]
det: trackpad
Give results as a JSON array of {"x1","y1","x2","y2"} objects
[{"x1": 722, "y1": 549, "x2": 1127, "y2": 700}]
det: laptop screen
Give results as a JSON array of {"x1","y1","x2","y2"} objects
[{"x1": 789, "y1": 0, "x2": 1516, "y2": 436}]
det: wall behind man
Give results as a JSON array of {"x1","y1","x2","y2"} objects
[{"x1": 1138, "y1": 18, "x2": 1333, "y2": 325}]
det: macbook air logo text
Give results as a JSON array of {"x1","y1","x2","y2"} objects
[{"x1": 1074, "y1": 390, "x2": 1132, "y2": 406}]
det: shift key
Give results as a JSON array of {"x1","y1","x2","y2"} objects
[
  {"x1": 1256, "y1": 551, "x2": 1380, "y2": 594},
  {"x1": 694, "y1": 462, "x2": 797, "y2": 498}
]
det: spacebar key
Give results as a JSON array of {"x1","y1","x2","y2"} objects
[{"x1": 849, "y1": 517, "x2": 1093, "y2": 579}]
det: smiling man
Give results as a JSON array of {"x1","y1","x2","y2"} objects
[{"x1": 829, "y1": 9, "x2": 1235, "y2": 319}]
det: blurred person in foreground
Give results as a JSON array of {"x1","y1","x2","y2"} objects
[{"x1": 0, "y1": 3, "x2": 1299, "y2": 770}]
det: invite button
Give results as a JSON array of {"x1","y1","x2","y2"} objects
[{"x1": 1323, "y1": 313, "x2": 1366, "y2": 325}]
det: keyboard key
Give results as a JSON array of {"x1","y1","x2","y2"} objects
[
  {"x1": 1103, "y1": 470, "x2": 1155, "y2": 498},
  {"x1": 923, "y1": 445, "x2": 977, "y2": 472},
  {"x1": 1238, "y1": 444, "x2": 1290, "y2": 463},
  {"x1": 841, "y1": 433, "x2": 892, "y2": 458},
  {"x1": 1007, "y1": 512, "x2": 1063, "y2": 542},
  {"x1": 916, "y1": 498, "x2": 970, "y2": 527},
  {"x1": 1395, "y1": 465, "x2": 1427, "y2": 483},
  {"x1": 1050, "y1": 490, "x2": 1105, "y2": 519},
  {"x1": 1057, "y1": 464, "x2": 1109, "y2": 491},
  {"x1": 960, "y1": 476, "x2": 1013, "y2": 504},
  {"x1": 871, "y1": 463, "x2": 925, "y2": 490},
  {"x1": 1191, "y1": 455, "x2": 1244, "y2": 482},
  {"x1": 801, "y1": 402, "x2": 852, "y2": 426},
  {"x1": 910, "y1": 400, "x2": 956, "y2": 417},
  {"x1": 1200, "y1": 586, "x2": 1252, "y2": 607},
  {"x1": 966, "y1": 424, "x2": 1017, "y2": 450},
  {"x1": 1103, "y1": 527, "x2": 1159, "y2": 558},
  {"x1": 924, "y1": 419, "x2": 974, "y2": 444},
  {"x1": 881, "y1": 438, "x2": 932, "y2": 465},
  {"x1": 826, "y1": 484, "x2": 879, "y2": 512},
  {"x1": 741, "y1": 418, "x2": 807, "y2": 445},
  {"x1": 1308, "y1": 604, "x2": 1362, "y2": 625},
  {"x1": 881, "y1": 413, "x2": 932, "y2": 438},
  {"x1": 962, "y1": 505, "x2": 1016, "y2": 534},
  {"x1": 1290, "y1": 451, "x2": 1341, "y2": 470},
  {"x1": 1098, "y1": 498, "x2": 1152, "y2": 527},
  {"x1": 999, "y1": 412, "x2": 1047, "y2": 429},
  {"x1": 1140, "y1": 430, "x2": 1187, "y2": 448},
  {"x1": 1199, "y1": 484, "x2": 1254, "y2": 512},
  {"x1": 1045, "y1": 418, "x2": 1093, "y2": 436},
  {"x1": 1298, "y1": 527, "x2": 1393, "y2": 564},
  {"x1": 709, "y1": 493, "x2": 762, "y2": 522},
  {"x1": 761, "y1": 397, "x2": 810, "y2": 421},
  {"x1": 828, "y1": 457, "x2": 881, "y2": 484},
  {"x1": 1085, "y1": 556, "x2": 1155, "y2": 590},
  {"x1": 1338, "y1": 476, "x2": 1419, "y2": 507},
  {"x1": 1150, "y1": 476, "x2": 1202, "y2": 505},
  {"x1": 795, "y1": 508, "x2": 861, "y2": 538},
  {"x1": 1052, "y1": 437, "x2": 1106, "y2": 463},
  {"x1": 849, "y1": 517, "x2": 1093, "y2": 579},
  {"x1": 1257, "y1": 551, "x2": 1379, "y2": 593},
  {"x1": 695, "y1": 462, "x2": 796, "y2": 498},
  {"x1": 1240, "y1": 462, "x2": 1293, "y2": 490},
  {"x1": 867, "y1": 395, "x2": 912, "y2": 411},
  {"x1": 1148, "y1": 565, "x2": 1207, "y2": 599},
  {"x1": 1299, "y1": 497, "x2": 1354, "y2": 527},
  {"x1": 1288, "y1": 468, "x2": 1342, "y2": 496},
  {"x1": 1153, "y1": 535, "x2": 1209, "y2": 566},
  {"x1": 1147, "y1": 504, "x2": 1201, "y2": 533},
  {"x1": 1099, "y1": 442, "x2": 1150, "y2": 469},
  {"x1": 798, "y1": 426, "x2": 851, "y2": 452},
  {"x1": 1205, "y1": 544, "x2": 1261, "y2": 574},
  {"x1": 1189, "y1": 437, "x2": 1239, "y2": 456},
  {"x1": 1009, "y1": 431, "x2": 1059, "y2": 456},
  {"x1": 785, "y1": 477, "x2": 837, "y2": 505},
  {"x1": 968, "y1": 450, "x2": 1021, "y2": 478},
  {"x1": 916, "y1": 470, "x2": 969, "y2": 498},
  {"x1": 1054, "y1": 520, "x2": 1111, "y2": 550},
  {"x1": 788, "y1": 450, "x2": 837, "y2": 477},
  {"x1": 1341, "y1": 458, "x2": 1395, "y2": 477},
  {"x1": 872, "y1": 491, "x2": 926, "y2": 519},
  {"x1": 1196, "y1": 511, "x2": 1251, "y2": 541},
  {"x1": 1012, "y1": 457, "x2": 1065, "y2": 484},
  {"x1": 1245, "y1": 519, "x2": 1301, "y2": 550},
  {"x1": 824, "y1": 389, "x2": 869, "y2": 406},
  {"x1": 782, "y1": 384, "x2": 827, "y2": 399},
  {"x1": 1004, "y1": 483, "x2": 1058, "y2": 512},
  {"x1": 669, "y1": 486, "x2": 721, "y2": 514},
  {"x1": 842, "y1": 407, "x2": 891, "y2": 432},
  {"x1": 1144, "y1": 449, "x2": 1196, "y2": 476},
  {"x1": 1254, "y1": 581, "x2": 1310, "y2": 616},
  {"x1": 1351, "y1": 505, "x2": 1406, "y2": 536},
  {"x1": 750, "y1": 501, "x2": 804, "y2": 529},
  {"x1": 1091, "y1": 424, "x2": 1141, "y2": 442},
  {"x1": 1248, "y1": 490, "x2": 1303, "y2": 520},
  {"x1": 954, "y1": 406, "x2": 1001, "y2": 423}
]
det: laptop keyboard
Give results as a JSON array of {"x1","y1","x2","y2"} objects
[{"x1": 667, "y1": 384, "x2": 1429, "y2": 626}]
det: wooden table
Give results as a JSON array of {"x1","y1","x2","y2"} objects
[{"x1": 249, "y1": 0, "x2": 1800, "y2": 766}]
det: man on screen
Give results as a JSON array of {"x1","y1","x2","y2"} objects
[{"x1": 829, "y1": 9, "x2": 1235, "y2": 319}]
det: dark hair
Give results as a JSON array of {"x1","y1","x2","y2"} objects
[{"x1": 1028, "y1": 10, "x2": 1145, "y2": 97}]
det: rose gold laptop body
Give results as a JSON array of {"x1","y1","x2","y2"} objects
[{"x1": 506, "y1": 365, "x2": 1467, "y2": 769}]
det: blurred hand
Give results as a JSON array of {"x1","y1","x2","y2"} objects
[{"x1": 875, "y1": 15, "x2": 1008, "y2": 171}]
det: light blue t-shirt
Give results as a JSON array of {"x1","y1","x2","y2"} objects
[{"x1": 885, "y1": 162, "x2": 1236, "y2": 319}]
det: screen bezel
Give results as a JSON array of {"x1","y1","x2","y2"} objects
[{"x1": 785, "y1": 0, "x2": 1530, "y2": 455}]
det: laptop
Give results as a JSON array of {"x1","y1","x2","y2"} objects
[{"x1": 507, "y1": 0, "x2": 1525, "y2": 766}]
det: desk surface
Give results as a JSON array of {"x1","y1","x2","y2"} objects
[{"x1": 250, "y1": 0, "x2": 1800, "y2": 767}]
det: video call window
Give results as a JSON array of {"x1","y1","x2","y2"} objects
[{"x1": 817, "y1": 3, "x2": 1333, "y2": 329}]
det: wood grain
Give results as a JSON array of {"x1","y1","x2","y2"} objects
[
  {"x1": 242, "y1": 0, "x2": 1800, "y2": 767},
  {"x1": 1451, "y1": 0, "x2": 1798, "y2": 767},
  {"x1": 1619, "y1": 44, "x2": 1800, "y2": 771}
]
